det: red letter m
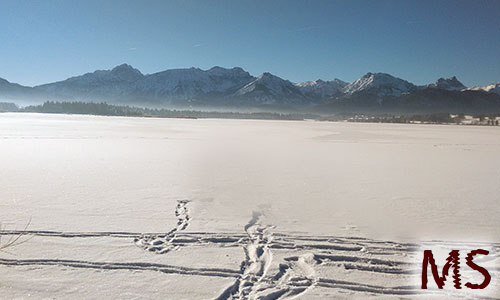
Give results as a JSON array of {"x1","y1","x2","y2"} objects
[{"x1": 422, "y1": 250, "x2": 461, "y2": 289}]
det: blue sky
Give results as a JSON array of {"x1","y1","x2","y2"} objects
[{"x1": 1, "y1": 0, "x2": 499, "y2": 87}]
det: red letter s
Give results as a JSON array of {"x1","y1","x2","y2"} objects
[{"x1": 464, "y1": 249, "x2": 491, "y2": 289}]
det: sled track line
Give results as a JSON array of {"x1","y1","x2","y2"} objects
[
  {"x1": 2, "y1": 258, "x2": 491, "y2": 299},
  {"x1": 0, "y1": 258, "x2": 239, "y2": 278},
  {"x1": 314, "y1": 279, "x2": 497, "y2": 299},
  {"x1": 3, "y1": 229, "x2": 498, "y2": 252},
  {"x1": 0, "y1": 230, "x2": 146, "y2": 238},
  {"x1": 0, "y1": 230, "x2": 247, "y2": 239},
  {"x1": 0, "y1": 230, "x2": 402, "y2": 254}
]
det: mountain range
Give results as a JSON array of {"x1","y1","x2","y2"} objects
[{"x1": 1, "y1": 64, "x2": 500, "y2": 113}]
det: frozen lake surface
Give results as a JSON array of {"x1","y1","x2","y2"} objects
[{"x1": 1, "y1": 113, "x2": 499, "y2": 299}]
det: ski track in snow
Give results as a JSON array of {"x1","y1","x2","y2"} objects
[
  {"x1": 0, "y1": 257, "x2": 238, "y2": 278},
  {"x1": 1, "y1": 206, "x2": 499, "y2": 299},
  {"x1": 133, "y1": 199, "x2": 191, "y2": 254}
]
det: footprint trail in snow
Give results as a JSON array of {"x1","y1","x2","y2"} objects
[
  {"x1": 218, "y1": 211, "x2": 318, "y2": 300},
  {"x1": 134, "y1": 199, "x2": 190, "y2": 254},
  {"x1": 5, "y1": 203, "x2": 497, "y2": 298}
]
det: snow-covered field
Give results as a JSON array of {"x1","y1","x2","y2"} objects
[{"x1": 1, "y1": 113, "x2": 499, "y2": 299}]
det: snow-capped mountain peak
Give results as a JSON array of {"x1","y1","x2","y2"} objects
[
  {"x1": 237, "y1": 72, "x2": 293, "y2": 94},
  {"x1": 207, "y1": 66, "x2": 250, "y2": 77},
  {"x1": 468, "y1": 82, "x2": 500, "y2": 95},
  {"x1": 136, "y1": 66, "x2": 255, "y2": 98},
  {"x1": 109, "y1": 63, "x2": 144, "y2": 81},
  {"x1": 33, "y1": 64, "x2": 145, "y2": 100},
  {"x1": 295, "y1": 78, "x2": 347, "y2": 98},
  {"x1": 3, "y1": 64, "x2": 498, "y2": 109},
  {"x1": 343, "y1": 72, "x2": 416, "y2": 96},
  {"x1": 234, "y1": 72, "x2": 307, "y2": 104},
  {"x1": 258, "y1": 72, "x2": 285, "y2": 81},
  {"x1": 428, "y1": 76, "x2": 466, "y2": 91}
]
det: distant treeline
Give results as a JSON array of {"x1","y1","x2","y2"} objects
[
  {"x1": 2, "y1": 101, "x2": 498, "y2": 125},
  {"x1": 20, "y1": 101, "x2": 318, "y2": 120},
  {"x1": 0, "y1": 102, "x2": 19, "y2": 112}
]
